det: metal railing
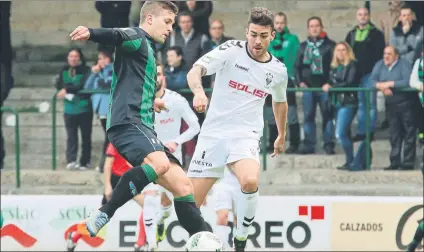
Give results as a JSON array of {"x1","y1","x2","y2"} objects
[
  {"x1": 50, "y1": 87, "x2": 419, "y2": 172},
  {"x1": 1, "y1": 105, "x2": 42, "y2": 188}
]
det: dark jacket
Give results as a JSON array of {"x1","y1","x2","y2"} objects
[
  {"x1": 329, "y1": 60, "x2": 360, "y2": 106},
  {"x1": 295, "y1": 33, "x2": 336, "y2": 87},
  {"x1": 345, "y1": 23, "x2": 385, "y2": 77},
  {"x1": 175, "y1": 1, "x2": 213, "y2": 37},
  {"x1": 390, "y1": 21, "x2": 424, "y2": 65},
  {"x1": 0, "y1": 1, "x2": 13, "y2": 105},
  {"x1": 95, "y1": 1, "x2": 131, "y2": 28},
  {"x1": 165, "y1": 64, "x2": 189, "y2": 92}
]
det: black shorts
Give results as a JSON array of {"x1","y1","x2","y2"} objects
[
  {"x1": 101, "y1": 172, "x2": 121, "y2": 205},
  {"x1": 107, "y1": 123, "x2": 181, "y2": 167}
]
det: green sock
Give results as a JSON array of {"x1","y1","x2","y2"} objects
[{"x1": 141, "y1": 164, "x2": 158, "y2": 182}]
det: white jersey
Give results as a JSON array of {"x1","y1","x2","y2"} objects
[
  {"x1": 194, "y1": 40, "x2": 288, "y2": 139},
  {"x1": 154, "y1": 89, "x2": 200, "y2": 162}
]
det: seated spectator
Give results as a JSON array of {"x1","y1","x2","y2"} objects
[
  {"x1": 165, "y1": 46, "x2": 189, "y2": 92},
  {"x1": 373, "y1": 46, "x2": 416, "y2": 170},
  {"x1": 203, "y1": 20, "x2": 234, "y2": 52},
  {"x1": 56, "y1": 48, "x2": 92, "y2": 171},
  {"x1": 84, "y1": 49, "x2": 114, "y2": 173},
  {"x1": 175, "y1": 0, "x2": 213, "y2": 37},
  {"x1": 324, "y1": 42, "x2": 359, "y2": 170},
  {"x1": 294, "y1": 16, "x2": 336, "y2": 155},
  {"x1": 390, "y1": 6, "x2": 423, "y2": 65}
]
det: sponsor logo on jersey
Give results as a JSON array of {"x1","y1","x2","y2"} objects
[
  {"x1": 235, "y1": 63, "x2": 249, "y2": 72},
  {"x1": 228, "y1": 80, "x2": 268, "y2": 98},
  {"x1": 160, "y1": 118, "x2": 175, "y2": 124}
]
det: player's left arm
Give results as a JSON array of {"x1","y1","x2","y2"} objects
[
  {"x1": 173, "y1": 98, "x2": 201, "y2": 145},
  {"x1": 270, "y1": 70, "x2": 289, "y2": 153}
]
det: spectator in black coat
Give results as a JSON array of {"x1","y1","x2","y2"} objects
[{"x1": 175, "y1": 1, "x2": 212, "y2": 37}]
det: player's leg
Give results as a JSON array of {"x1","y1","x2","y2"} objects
[
  {"x1": 156, "y1": 189, "x2": 173, "y2": 243},
  {"x1": 214, "y1": 183, "x2": 233, "y2": 249},
  {"x1": 227, "y1": 138, "x2": 261, "y2": 251},
  {"x1": 408, "y1": 219, "x2": 424, "y2": 252},
  {"x1": 79, "y1": 124, "x2": 171, "y2": 237},
  {"x1": 141, "y1": 186, "x2": 159, "y2": 250},
  {"x1": 156, "y1": 160, "x2": 210, "y2": 236},
  {"x1": 132, "y1": 194, "x2": 146, "y2": 251}
]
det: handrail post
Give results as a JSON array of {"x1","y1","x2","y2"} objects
[
  {"x1": 14, "y1": 110, "x2": 21, "y2": 188},
  {"x1": 262, "y1": 121, "x2": 268, "y2": 171},
  {"x1": 52, "y1": 92, "x2": 58, "y2": 170},
  {"x1": 364, "y1": 90, "x2": 371, "y2": 170}
]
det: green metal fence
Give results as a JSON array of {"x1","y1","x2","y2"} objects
[
  {"x1": 50, "y1": 87, "x2": 419, "y2": 172},
  {"x1": 1, "y1": 105, "x2": 43, "y2": 188}
]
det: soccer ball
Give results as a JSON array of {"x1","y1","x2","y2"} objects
[{"x1": 185, "y1": 231, "x2": 224, "y2": 251}]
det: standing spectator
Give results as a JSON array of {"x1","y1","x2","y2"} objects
[
  {"x1": 267, "y1": 12, "x2": 300, "y2": 154},
  {"x1": 294, "y1": 17, "x2": 336, "y2": 155},
  {"x1": 390, "y1": 6, "x2": 423, "y2": 65},
  {"x1": 0, "y1": 1, "x2": 13, "y2": 170},
  {"x1": 409, "y1": 47, "x2": 423, "y2": 171},
  {"x1": 84, "y1": 49, "x2": 114, "y2": 173},
  {"x1": 346, "y1": 7, "x2": 385, "y2": 142},
  {"x1": 95, "y1": 1, "x2": 132, "y2": 28},
  {"x1": 165, "y1": 46, "x2": 189, "y2": 92},
  {"x1": 325, "y1": 42, "x2": 359, "y2": 170},
  {"x1": 159, "y1": 12, "x2": 208, "y2": 69},
  {"x1": 379, "y1": 0, "x2": 405, "y2": 45},
  {"x1": 56, "y1": 48, "x2": 92, "y2": 170},
  {"x1": 175, "y1": 0, "x2": 212, "y2": 37},
  {"x1": 373, "y1": 46, "x2": 416, "y2": 170}
]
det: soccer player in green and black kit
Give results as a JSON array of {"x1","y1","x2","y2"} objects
[{"x1": 69, "y1": 1, "x2": 209, "y2": 240}]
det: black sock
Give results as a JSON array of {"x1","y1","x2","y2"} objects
[
  {"x1": 174, "y1": 194, "x2": 209, "y2": 236},
  {"x1": 100, "y1": 164, "x2": 158, "y2": 218}
]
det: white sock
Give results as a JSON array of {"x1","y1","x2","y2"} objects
[
  {"x1": 235, "y1": 189, "x2": 259, "y2": 240},
  {"x1": 157, "y1": 204, "x2": 173, "y2": 225},
  {"x1": 215, "y1": 224, "x2": 231, "y2": 249},
  {"x1": 143, "y1": 195, "x2": 158, "y2": 249}
]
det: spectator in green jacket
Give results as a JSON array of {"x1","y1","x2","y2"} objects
[
  {"x1": 267, "y1": 12, "x2": 300, "y2": 153},
  {"x1": 56, "y1": 48, "x2": 92, "y2": 171}
]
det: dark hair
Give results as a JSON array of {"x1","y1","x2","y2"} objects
[
  {"x1": 68, "y1": 47, "x2": 86, "y2": 66},
  {"x1": 140, "y1": 1, "x2": 179, "y2": 24},
  {"x1": 307, "y1": 16, "x2": 323, "y2": 27},
  {"x1": 178, "y1": 11, "x2": 192, "y2": 20},
  {"x1": 98, "y1": 49, "x2": 114, "y2": 63},
  {"x1": 167, "y1": 46, "x2": 184, "y2": 57},
  {"x1": 247, "y1": 7, "x2": 274, "y2": 30},
  {"x1": 275, "y1": 12, "x2": 287, "y2": 21}
]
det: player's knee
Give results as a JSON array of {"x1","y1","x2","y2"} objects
[
  {"x1": 216, "y1": 211, "x2": 229, "y2": 226},
  {"x1": 161, "y1": 192, "x2": 172, "y2": 207},
  {"x1": 151, "y1": 159, "x2": 170, "y2": 176},
  {"x1": 240, "y1": 176, "x2": 258, "y2": 193}
]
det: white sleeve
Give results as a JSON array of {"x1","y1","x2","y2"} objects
[
  {"x1": 172, "y1": 98, "x2": 200, "y2": 145},
  {"x1": 409, "y1": 60, "x2": 421, "y2": 90},
  {"x1": 270, "y1": 68, "x2": 288, "y2": 102},
  {"x1": 194, "y1": 40, "x2": 242, "y2": 76}
]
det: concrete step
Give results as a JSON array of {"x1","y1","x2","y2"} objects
[
  {"x1": 1, "y1": 112, "x2": 102, "y2": 127},
  {"x1": 14, "y1": 74, "x2": 57, "y2": 87},
  {"x1": 13, "y1": 61, "x2": 96, "y2": 76},
  {"x1": 13, "y1": 44, "x2": 98, "y2": 62},
  {"x1": 1, "y1": 169, "x2": 422, "y2": 196}
]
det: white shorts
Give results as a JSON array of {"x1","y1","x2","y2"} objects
[
  {"x1": 214, "y1": 182, "x2": 239, "y2": 212},
  {"x1": 187, "y1": 136, "x2": 260, "y2": 178},
  {"x1": 142, "y1": 183, "x2": 173, "y2": 200}
]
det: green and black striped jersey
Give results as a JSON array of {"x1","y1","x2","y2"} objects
[{"x1": 89, "y1": 27, "x2": 157, "y2": 130}]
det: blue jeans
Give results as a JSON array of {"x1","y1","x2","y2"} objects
[
  {"x1": 357, "y1": 74, "x2": 377, "y2": 134},
  {"x1": 336, "y1": 106, "x2": 356, "y2": 164},
  {"x1": 350, "y1": 141, "x2": 370, "y2": 171},
  {"x1": 302, "y1": 91, "x2": 335, "y2": 151}
]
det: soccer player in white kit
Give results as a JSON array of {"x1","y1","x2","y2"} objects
[
  {"x1": 140, "y1": 64, "x2": 201, "y2": 250},
  {"x1": 186, "y1": 7, "x2": 288, "y2": 251}
]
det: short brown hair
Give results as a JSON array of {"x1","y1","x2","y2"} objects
[
  {"x1": 307, "y1": 16, "x2": 323, "y2": 27},
  {"x1": 140, "y1": 1, "x2": 179, "y2": 24},
  {"x1": 248, "y1": 7, "x2": 274, "y2": 30}
]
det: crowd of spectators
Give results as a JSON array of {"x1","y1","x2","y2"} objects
[{"x1": 0, "y1": 0, "x2": 423, "y2": 173}]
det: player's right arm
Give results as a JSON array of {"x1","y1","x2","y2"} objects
[
  {"x1": 187, "y1": 40, "x2": 241, "y2": 112},
  {"x1": 70, "y1": 26, "x2": 134, "y2": 46}
]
